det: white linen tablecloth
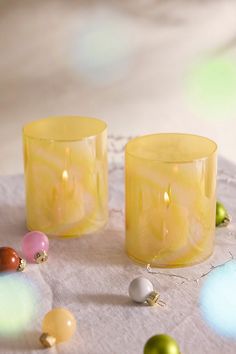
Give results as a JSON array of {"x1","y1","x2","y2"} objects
[{"x1": 0, "y1": 144, "x2": 236, "y2": 354}]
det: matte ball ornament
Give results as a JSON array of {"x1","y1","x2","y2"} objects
[
  {"x1": 129, "y1": 277, "x2": 165, "y2": 306},
  {"x1": 0, "y1": 247, "x2": 26, "y2": 272},
  {"x1": 22, "y1": 231, "x2": 49, "y2": 263},
  {"x1": 39, "y1": 308, "x2": 76, "y2": 348},
  {"x1": 216, "y1": 201, "x2": 230, "y2": 227},
  {"x1": 144, "y1": 334, "x2": 180, "y2": 354}
]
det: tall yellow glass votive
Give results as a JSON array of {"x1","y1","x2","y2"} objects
[
  {"x1": 23, "y1": 116, "x2": 108, "y2": 237},
  {"x1": 125, "y1": 133, "x2": 217, "y2": 267}
]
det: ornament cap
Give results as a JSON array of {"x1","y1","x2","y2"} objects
[
  {"x1": 39, "y1": 333, "x2": 56, "y2": 348},
  {"x1": 221, "y1": 215, "x2": 231, "y2": 227},
  {"x1": 34, "y1": 251, "x2": 48, "y2": 264},
  {"x1": 146, "y1": 291, "x2": 166, "y2": 307},
  {"x1": 17, "y1": 258, "x2": 26, "y2": 272},
  {"x1": 146, "y1": 291, "x2": 160, "y2": 306}
]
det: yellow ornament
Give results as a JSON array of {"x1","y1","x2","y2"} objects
[{"x1": 39, "y1": 308, "x2": 76, "y2": 347}]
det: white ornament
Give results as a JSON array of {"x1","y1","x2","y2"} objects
[{"x1": 129, "y1": 277, "x2": 154, "y2": 303}]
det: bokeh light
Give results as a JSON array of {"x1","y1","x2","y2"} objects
[
  {"x1": 187, "y1": 56, "x2": 236, "y2": 119},
  {"x1": 0, "y1": 273, "x2": 35, "y2": 337},
  {"x1": 200, "y1": 260, "x2": 236, "y2": 338},
  {"x1": 70, "y1": 18, "x2": 132, "y2": 86}
]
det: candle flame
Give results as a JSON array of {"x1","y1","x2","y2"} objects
[
  {"x1": 62, "y1": 170, "x2": 69, "y2": 181},
  {"x1": 164, "y1": 191, "x2": 170, "y2": 207}
]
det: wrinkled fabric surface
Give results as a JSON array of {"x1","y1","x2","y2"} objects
[{"x1": 0, "y1": 153, "x2": 236, "y2": 354}]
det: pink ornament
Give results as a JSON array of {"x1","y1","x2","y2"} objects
[{"x1": 22, "y1": 231, "x2": 49, "y2": 263}]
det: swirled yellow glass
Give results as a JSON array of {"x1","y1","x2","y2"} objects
[
  {"x1": 125, "y1": 133, "x2": 217, "y2": 267},
  {"x1": 23, "y1": 116, "x2": 108, "y2": 237}
]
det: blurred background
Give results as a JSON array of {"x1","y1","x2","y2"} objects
[{"x1": 1, "y1": 0, "x2": 236, "y2": 174}]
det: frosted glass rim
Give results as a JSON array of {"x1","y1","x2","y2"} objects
[
  {"x1": 23, "y1": 116, "x2": 107, "y2": 142},
  {"x1": 125, "y1": 133, "x2": 217, "y2": 163}
]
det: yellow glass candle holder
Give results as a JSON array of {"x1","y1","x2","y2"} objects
[
  {"x1": 125, "y1": 133, "x2": 217, "y2": 267},
  {"x1": 23, "y1": 116, "x2": 108, "y2": 237}
]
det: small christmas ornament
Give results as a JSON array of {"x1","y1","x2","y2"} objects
[
  {"x1": 216, "y1": 201, "x2": 230, "y2": 227},
  {"x1": 39, "y1": 308, "x2": 76, "y2": 348},
  {"x1": 22, "y1": 231, "x2": 49, "y2": 263},
  {"x1": 144, "y1": 334, "x2": 180, "y2": 354},
  {"x1": 0, "y1": 247, "x2": 26, "y2": 272},
  {"x1": 129, "y1": 277, "x2": 165, "y2": 306}
]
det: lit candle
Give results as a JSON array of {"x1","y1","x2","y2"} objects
[
  {"x1": 162, "y1": 189, "x2": 170, "y2": 246},
  {"x1": 51, "y1": 169, "x2": 85, "y2": 230},
  {"x1": 62, "y1": 169, "x2": 69, "y2": 192}
]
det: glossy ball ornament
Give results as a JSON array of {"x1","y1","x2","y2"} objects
[
  {"x1": 40, "y1": 308, "x2": 76, "y2": 347},
  {"x1": 129, "y1": 277, "x2": 154, "y2": 302},
  {"x1": 22, "y1": 231, "x2": 49, "y2": 263},
  {"x1": 144, "y1": 334, "x2": 180, "y2": 354},
  {"x1": 216, "y1": 201, "x2": 229, "y2": 226},
  {"x1": 0, "y1": 247, "x2": 26, "y2": 272},
  {"x1": 128, "y1": 277, "x2": 163, "y2": 306}
]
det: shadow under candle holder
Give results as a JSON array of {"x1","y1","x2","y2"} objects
[{"x1": 48, "y1": 227, "x2": 134, "y2": 268}]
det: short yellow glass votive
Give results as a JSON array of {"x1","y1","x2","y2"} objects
[
  {"x1": 125, "y1": 133, "x2": 217, "y2": 267},
  {"x1": 23, "y1": 116, "x2": 108, "y2": 237}
]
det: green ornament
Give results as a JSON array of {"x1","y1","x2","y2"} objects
[
  {"x1": 144, "y1": 334, "x2": 180, "y2": 354},
  {"x1": 216, "y1": 201, "x2": 230, "y2": 227}
]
